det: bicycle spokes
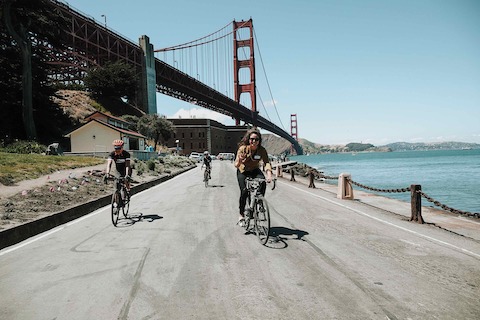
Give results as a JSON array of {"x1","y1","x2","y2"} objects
[{"x1": 254, "y1": 199, "x2": 270, "y2": 245}]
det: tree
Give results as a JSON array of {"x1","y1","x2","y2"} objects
[
  {"x1": 84, "y1": 61, "x2": 138, "y2": 100},
  {"x1": 1, "y1": 0, "x2": 69, "y2": 142},
  {"x1": 121, "y1": 115, "x2": 140, "y2": 131},
  {"x1": 137, "y1": 114, "x2": 175, "y2": 150}
]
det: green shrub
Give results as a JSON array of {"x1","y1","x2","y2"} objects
[
  {"x1": 147, "y1": 159, "x2": 155, "y2": 171},
  {"x1": 1, "y1": 141, "x2": 47, "y2": 154},
  {"x1": 0, "y1": 173, "x2": 15, "y2": 186}
]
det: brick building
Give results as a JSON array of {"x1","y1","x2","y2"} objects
[{"x1": 165, "y1": 118, "x2": 248, "y2": 156}]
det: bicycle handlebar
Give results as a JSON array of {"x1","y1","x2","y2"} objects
[{"x1": 245, "y1": 177, "x2": 277, "y2": 191}]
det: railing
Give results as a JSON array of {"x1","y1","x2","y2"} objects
[
  {"x1": 284, "y1": 166, "x2": 479, "y2": 223},
  {"x1": 63, "y1": 150, "x2": 157, "y2": 161}
]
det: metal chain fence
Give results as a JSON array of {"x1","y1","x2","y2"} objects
[{"x1": 316, "y1": 172, "x2": 479, "y2": 219}]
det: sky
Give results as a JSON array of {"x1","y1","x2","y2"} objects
[{"x1": 62, "y1": 0, "x2": 480, "y2": 146}]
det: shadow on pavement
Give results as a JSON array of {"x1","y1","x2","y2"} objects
[
  {"x1": 266, "y1": 226, "x2": 309, "y2": 249},
  {"x1": 116, "y1": 213, "x2": 163, "y2": 227}
]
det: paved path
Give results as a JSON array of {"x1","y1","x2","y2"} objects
[{"x1": 1, "y1": 161, "x2": 479, "y2": 319}]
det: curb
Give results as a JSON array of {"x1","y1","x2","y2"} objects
[{"x1": 0, "y1": 166, "x2": 195, "y2": 250}]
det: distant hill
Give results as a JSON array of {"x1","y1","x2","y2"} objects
[
  {"x1": 261, "y1": 134, "x2": 479, "y2": 155},
  {"x1": 384, "y1": 141, "x2": 480, "y2": 151}
]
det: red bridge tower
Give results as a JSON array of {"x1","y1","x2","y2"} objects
[
  {"x1": 290, "y1": 114, "x2": 299, "y2": 154},
  {"x1": 233, "y1": 19, "x2": 256, "y2": 125}
]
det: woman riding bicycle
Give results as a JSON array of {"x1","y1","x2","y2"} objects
[{"x1": 234, "y1": 128, "x2": 272, "y2": 226}]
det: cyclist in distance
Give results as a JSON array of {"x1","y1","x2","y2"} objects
[
  {"x1": 234, "y1": 128, "x2": 272, "y2": 226},
  {"x1": 202, "y1": 150, "x2": 212, "y2": 179},
  {"x1": 106, "y1": 139, "x2": 132, "y2": 191}
]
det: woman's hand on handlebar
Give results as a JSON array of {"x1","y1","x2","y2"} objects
[{"x1": 266, "y1": 170, "x2": 272, "y2": 183}]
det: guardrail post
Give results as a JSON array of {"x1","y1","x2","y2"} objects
[
  {"x1": 410, "y1": 184, "x2": 424, "y2": 224},
  {"x1": 275, "y1": 165, "x2": 283, "y2": 178},
  {"x1": 308, "y1": 169, "x2": 316, "y2": 188},
  {"x1": 337, "y1": 173, "x2": 354, "y2": 199},
  {"x1": 290, "y1": 167, "x2": 296, "y2": 182}
]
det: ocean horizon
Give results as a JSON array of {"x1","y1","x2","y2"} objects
[{"x1": 291, "y1": 149, "x2": 480, "y2": 214}]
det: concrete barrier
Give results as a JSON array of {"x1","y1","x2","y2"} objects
[{"x1": 337, "y1": 172, "x2": 354, "y2": 200}]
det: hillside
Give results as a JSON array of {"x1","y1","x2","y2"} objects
[
  {"x1": 52, "y1": 90, "x2": 145, "y2": 125},
  {"x1": 262, "y1": 133, "x2": 480, "y2": 155},
  {"x1": 384, "y1": 141, "x2": 480, "y2": 151},
  {"x1": 261, "y1": 134, "x2": 391, "y2": 155}
]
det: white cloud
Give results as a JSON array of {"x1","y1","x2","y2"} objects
[
  {"x1": 263, "y1": 99, "x2": 278, "y2": 108},
  {"x1": 169, "y1": 108, "x2": 235, "y2": 125}
]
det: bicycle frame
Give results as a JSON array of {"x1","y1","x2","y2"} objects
[
  {"x1": 243, "y1": 177, "x2": 275, "y2": 245},
  {"x1": 109, "y1": 176, "x2": 130, "y2": 226},
  {"x1": 203, "y1": 166, "x2": 211, "y2": 187}
]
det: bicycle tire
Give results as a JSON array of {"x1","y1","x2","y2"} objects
[
  {"x1": 244, "y1": 195, "x2": 252, "y2": 230},
  {"x1": 203, "y1": 169, "x2": 208, "y2": 188},
  {"x1": 111, "y1": 191, "x2": 121, "y2": 226},
  {"x1": 123, "y1": 189, "x2": 130, "y2": 218},
  {"x1": 254, "y1": 197, "x2": 270, "y2": 245}
]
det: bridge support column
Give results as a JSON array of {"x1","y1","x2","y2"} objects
[
  {"x1": 233, "y1": 19, "x2": 256, "y2": 124},
  {"x1": 139, "y1": 35, "x2": 157, "y2": 114}
]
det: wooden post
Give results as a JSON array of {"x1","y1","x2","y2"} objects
[
  {"x1": 275, "y1": 165, "x2": 283, "y2": 178},
  {"x1": 308, "y1": 169, "x2": 316, "y2": 188},
  {"x1": 410, "y1": 184, "x2": 424, "y2": 224}
]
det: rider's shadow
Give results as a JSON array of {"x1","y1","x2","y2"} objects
[
  {"x1": 267, "y1": 226, "x2": 309, "y2": 248},
  {"x1": 116, "y1": 213, "x2": 163, "y2": 227}
]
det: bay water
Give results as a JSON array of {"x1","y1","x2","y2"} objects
[{"x1": 291, "y1": 149, "x2": 480, "y2": 213}]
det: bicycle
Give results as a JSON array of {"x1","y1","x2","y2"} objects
[
  {"x1": 242, "y1": 177, "x2": 276, "y2": 245},
  {"x1": 203, "y1": 165, "x2": 211, "y2": 187},
  {"x1": 108, "y1": 175, "x2": 130, "y2": 226}
]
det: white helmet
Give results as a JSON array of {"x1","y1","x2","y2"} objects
[{"x1": 204, "y1": 151, "x2": 209, "y2": 155}]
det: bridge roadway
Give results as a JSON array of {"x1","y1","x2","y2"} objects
[{"x1": 1, "y1": 161, "x2": 479, "y2": 319}]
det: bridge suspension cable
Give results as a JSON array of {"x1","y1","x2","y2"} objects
[
  {"x1": 154, "y1": 20, "x2": 287, "y2": 133},
  {"x1": 252, "y1": 27, "x2": 286, "y2": 132}
]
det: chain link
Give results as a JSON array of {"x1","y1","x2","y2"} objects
[
  {"x1": 418, "y1": 190, "x2": 479, "y2": 218},
  {"x1": 318, "y1": 174, "x2": 338, "y2": 180},
  {"x1": 293, "y1": 165, "x2": 479, "y2": 218},
  {"x1": 347, "y1": 178, "x2": 410, "y2": 193},
  {"x1": 346, "y1": 177, "x2": 479, "y2": 218}
]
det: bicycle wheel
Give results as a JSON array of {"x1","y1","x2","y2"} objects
[
  {"x1": 243, "y1": 194, "x2": 251, "y2": 230},
  {"x1": 204, "y1": 170, "x2": 209, "y2": 187},
  {"x1": 122, "y1": 189, "x2": 130, "y2": 218},
  {"x1": 254, "y1": 197, "x2": 270, "y2": 245},
  {"x1": 111, "y1": 191, "x2": 121, "y2": 226}
]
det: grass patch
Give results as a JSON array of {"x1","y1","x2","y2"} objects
[{"x1": 0, "y1": 152, "x2": 105, "y2": 185}]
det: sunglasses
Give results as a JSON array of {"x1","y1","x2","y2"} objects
[{"x1": 249, "y1": 137, "x2": 259, "y2": 142}]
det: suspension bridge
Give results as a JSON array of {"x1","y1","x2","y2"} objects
[{"x1": 48, "y1": 0, "x2": 302, "y2": 154}]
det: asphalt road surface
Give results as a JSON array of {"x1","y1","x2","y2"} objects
[{"x1": 1, "y1": 161, "x2": 479, "y2": 319}]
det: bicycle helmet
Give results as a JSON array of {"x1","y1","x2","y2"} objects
[
  {"x1": 113, "y1": 139, "x2": 124, "y2": 148},
  {"x1": 204, "y1": 151, "x2": 209, "y2": 155}
]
